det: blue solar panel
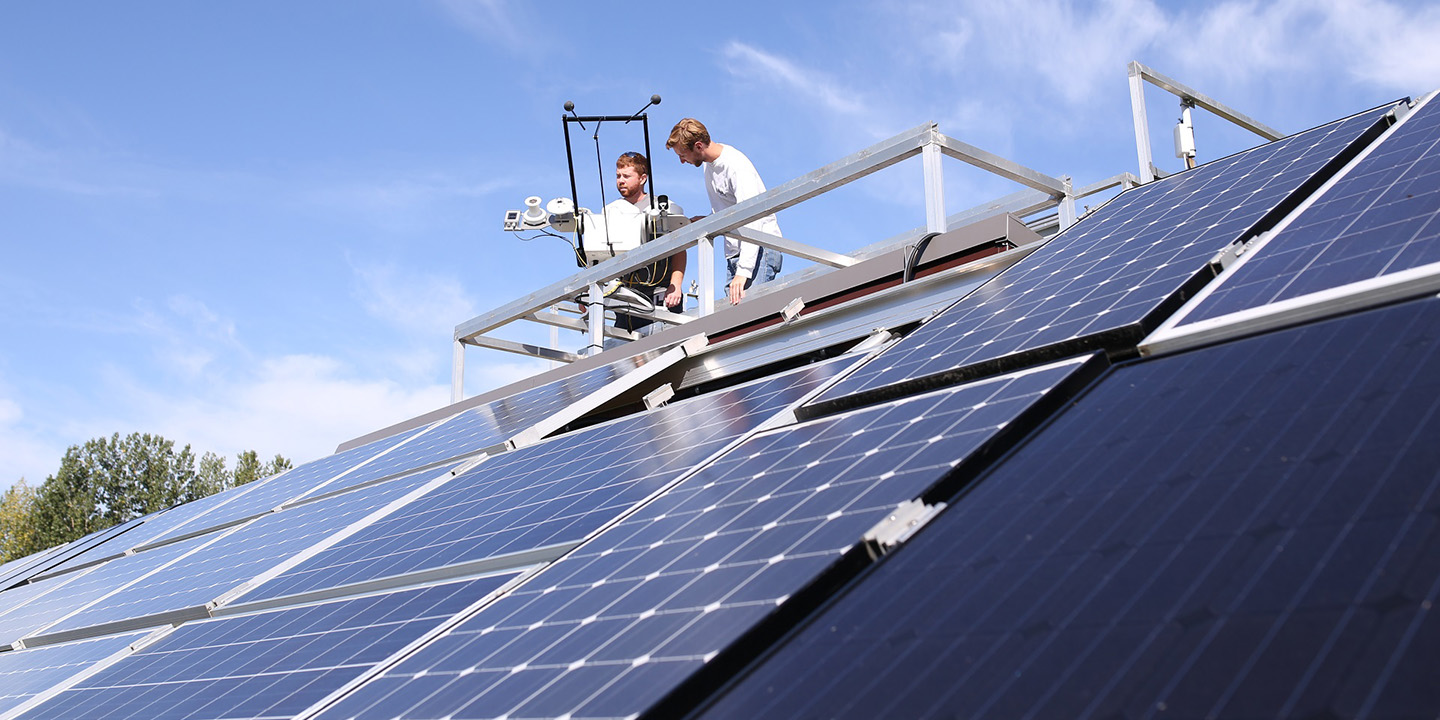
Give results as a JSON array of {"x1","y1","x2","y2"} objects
[
  {"x1": 697, "y1": 294, "x2": 1440, "y2": 720},
  {"x1": 236, "y1": 357, "x2": 858, "y2": 606},
  {"x1": 812, "y1": 103, "x2": 1398, "y2": 408},
  {"x1": 308, "y1": 355, "x2": 1101, "y2": 720},
  {"x1": 0, "y1": 631, "x2": 148, "y2": 716},
  {"x1": 1182, "y1": 95, "x2": 1440, "y2": 322},
  {"x1": 0, "y1": 541, "x2": 199, "y2": 648},
  {"x1": 29, "y1": 465, "x2": 454, "y2": 643},
  {"x1": 313, "y1": 360, "x2": 636, "y2": 494},
  {"x1": 28, "y1": 429, "x2": 429, "y2": 584},
  {"x1": 16, "y1": 576, "x2": 515, "y2": 720}
]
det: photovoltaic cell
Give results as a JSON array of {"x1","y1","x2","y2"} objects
[
  {"x1": 31, "y1": 464, "x2": 454, "y2": 642},
  {"x1": 0, "y1": 541, "x2": 197, "y2": 648},
  {"x1": 309, "y1": 356, "x2": 1099, "y2": 720},
  {"x1": 237, "y1": 358, "x2": 858, "y2": 606},
  {"x1": 29, "y1": 427, "x2": 429, "y2": 584},
  {"x1": 0, "y1": 631, "x2": 148, "y2": 716},
  {"x1": 813, "y1": 103, "x2": 1397, "y2": 407},
  {"x1": 16, "y1": 575, "x2": 516, "y2": 720},
  {"x1": 317, "y1": 354, "x2": 668, "y2": 497},
  {"x1": 697, "y1": 295, "x2": 1440, "y2": 720},
  {"x1": 1182, "y1": 95, "x2": 1440, "y2": 322}
]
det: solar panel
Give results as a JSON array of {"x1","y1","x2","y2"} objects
[
  {"x1": 27, "y1": 428, "x2": 430, "y2": 584},
  {"x1": 811, "y1": 103, "x2": 1398, "y2": 409},
  {"x1": 0, "y1": 631, "x2": 149, "y2": 716},
  {"x1": 1170, "y1": 94, "x2": 1440, "y2": 324},
  {"x1": 26, "y1": 464, "x2": 456, "y2": 644},
  {"x1": 15, "y1": 575, "x2": 517, "y2": 720},
  {"x1": 0, "y1": 541, "x2": 197, "y2": 648},
  {"x1": 235, "y1": 357, "x2": 858, "y2": 607},
  {"x1": 310, "y1": 354, "x2": 659, "y2": 495},
  {"x1": 696, "y1": 294, "x2": 1440, "y2": 720},
  {"x1": 307, "y1": 355, "x2": 1102, "y2": 720}
]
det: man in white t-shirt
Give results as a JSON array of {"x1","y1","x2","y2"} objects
[
  {"x1": 604, "y1": 151, "x2": 686, "y2": 339},
  {"x1": 666, "y1": 117, "x2": 782, "y2": 305}
]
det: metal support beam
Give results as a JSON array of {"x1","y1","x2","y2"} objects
[
  {"x1": 932, "y1": 132, "x2": 1067, "y2": 196},
  {"x1": 469, "y1": 335, "x2": 584, "y2": 364},
  {"x1": 1130, "y1": 61, "x2": 1283, "y2": 141},
  {"x1": 451, "y1": 340, "x2": 465, "y2": 404},
  {"x1": 727, "y1": 226, "x2": 859, "y2": 268},
  {"x1": 1129, "y1": 63, "x2": 1155, "y2": 184},
  {"x1": 1128, "y1": 60, "x2": 1284, "y2": 185},
  {"x1": 1058, "y1": 176, "x2": 1077, "y2": 230},
  {"x1": 698, "y1": 235, "x2": 715, "y2": 317},
  {"x1": 585, "y1": 282, "x2": 603, "y2": 357},
  {"x1": 922, "y1": 139, "x2": 946, "y2": 233}
]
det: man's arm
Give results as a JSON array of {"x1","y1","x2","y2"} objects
[{"x1": 665, "y1": 251, "x2": 687, "y2": 309}]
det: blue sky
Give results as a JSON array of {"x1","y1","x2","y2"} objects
[{"x1": 3, "y1": 0, "x2": 1437, "y2": 486}]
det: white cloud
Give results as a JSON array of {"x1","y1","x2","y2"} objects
[
  {"x1": 0, "y1": 394, "x2": 62, "y2": 485},
  {"x1": 108, "y1": 353, "x2": 451, "y2": 466},
  {"x1": 722, "y1": 42, "x2": 871, "y2": 120},
  {"x1": 352, "y1": 261, "x2": 478, "y2": 340}
]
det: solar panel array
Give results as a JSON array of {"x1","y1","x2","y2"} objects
[
  {"x1": 697, "y1": 294, "x2": 1440, "y2": 719},
  {"x1": 3, "y1": 92, "x2": 1440, "y2": 720},
  {"x1": 811, "y1": 102, "x2": 1396, "y2": 408},
  {"x1": 1180, "y1": 92, "x2": 1440, "y2": 323}
]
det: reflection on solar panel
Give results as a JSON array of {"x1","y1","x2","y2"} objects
[
  {"x1": 1178, "y1": 94, "x2": 1440, "y2": 323},
  {"x1": 0, "y1": 519, "x2": 145, "y2": 590},
  {"x1": 16, "y1": 576, "x2": 516, "y2": 720},
  {"x1": 0, "y1": 632, "x2": 148, "y2": 716},
  {"x1": 237, "y1": 357, "x2": 856, "y2": 606},
  {"x1": 28, "y1": 428, "x2": 431, "y2": 584},
  {"x1": 0, "y1": 541, "x2": 198, "y2": 648},
  {"x1": 29, "y1": 465, "x2": 455, "y2": 644},
  {"x1": 697, "y1": 295, "x2": 1440, "y2": 720},
  {"x1": 813, "y1": 103, "x2": 1396, "y2": 408},
  {"x1": 309, "y1": 356, "x2": 1100, "y2": 720},
  {"x1": 315, "y1": 355, "x2": 656, "y2": 494}
]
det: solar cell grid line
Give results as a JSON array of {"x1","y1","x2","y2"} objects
[
  {"x1": 13, "y1": 575, "x2": 517, "y2": 720},
  {"x1": 318, "y1": 358, "x2": 642, "y2": 496},
  {"x1": 0, "y1": 540, "x2": 82, "y2": 591},
  {"x1": 305, "y1": 355, "x2": 1103, "y2": 720},
  {"x1": 27, "y1": 464, "x2": 457, "y2": 645},
  {"x1": 694, "y1": 294, "x2": 1440, "y2": 720},
  {"x1": 234, "y1": 356, "x2": 860, "y2": 607},
  {"x1": 30, "y1": 426, "x2": 432, "y2": 584},
  {"x1": 137, "y1": 424, "x2": 433, "y2": 550},
  {"x1": 1170, "y1": 93, "x2": 1440, "y2": 326},
  {"x1": 809, "y1": 102, "x2": 1399, "y2": 412},
  {"x1": 0, "y1": 631, "x2": 150, "y2": 718},
  {"x1": 22, "y1": 517, "x2": 152, "y2": 584},
  {"x1": 0, "y1": 539, "x2": 200, "y2": 649}
]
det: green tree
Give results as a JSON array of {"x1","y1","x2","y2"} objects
[
  {"x1": 25, "y1": 433, "x2": 292, "y2": 555},
  {"x1": 0, "y1": 478, "x2": 38, "y2": 563}
]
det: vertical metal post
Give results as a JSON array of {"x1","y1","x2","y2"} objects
[
  {"x1": 1058, "y1": 176, "x2": 1077, "y2": 230},
  {"x1": 451, "y1": 339, "x2": 466, "y2": 404},
  {"x1": 698, "y1": 236, "x2": 715, "y2": 316},
  {"x1": 1128, "y1": 62, "x2": 1154, "y2": 184},
  {"x1": 586, "y1": 282, "x2": 605, "y2": 356},
  {"x1": 922, "y1": 137, "x2": 947, "y2": 234},
  {"x1": 549, "y1": 303, "x2": 560, "y2": 369}
]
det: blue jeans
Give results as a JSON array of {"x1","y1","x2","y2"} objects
[{"x1": 726, "y1": 247, "x2": 783, "y2": 292}]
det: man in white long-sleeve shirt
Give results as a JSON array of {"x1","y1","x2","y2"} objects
[{"x1": 666, "y1": 117, "x2": 782, "y2": 305}]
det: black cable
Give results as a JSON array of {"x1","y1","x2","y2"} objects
[{"x1": 903, "y1": 231, "x2": 944, "y2": 283}]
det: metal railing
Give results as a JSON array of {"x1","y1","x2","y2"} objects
[{"x1": 451, "y1": 121, "x2": 1128, "y2": 402}]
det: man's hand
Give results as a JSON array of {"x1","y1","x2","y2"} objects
[
  {"x1": 665, "y1": 283, "x2": 684, "y2": 309},
  {"x1": 728, "y1": 276, "x2": 747, "y2": 305}
]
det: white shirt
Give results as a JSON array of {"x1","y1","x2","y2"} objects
[{"x1": 704, "y1": 145, "x2": 781, "y2": 278}]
